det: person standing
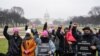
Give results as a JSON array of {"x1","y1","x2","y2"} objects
[
  {"x1": 37, "y1": 30, "x2": 56, "y2": 56},
  {"x1": 77, "y1": 27, "x2": 98, "y2": 56},
  {"x1": 56, "y1": 25, "x2": 65, "y2": 56},
  {"x1": 21, "y1": 29, "x2": 36, "y2": 56},
  {"x1": 65, "y1": 22, "x2": 81, "y2": 56},
  {"x1": 3, "y1": 25, "x2": 22, "y2": 56}
]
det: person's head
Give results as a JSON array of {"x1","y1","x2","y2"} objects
[
  {"x1": 41, "y1": 30, "x2": 49, "y2": 43},
  {"x1": 25, "y1": 29, "x2": 32, "y2": 39},
  {"x1": 72, "y1": 23, "x2": 78, "y2": 29},
  {"x1": 58, "y1": 25, "x2": 62, "y2": 30},
  {"x1": 69, "y1": 22, "x2": 78, "y2": 30},
  {"x1": 13, "y1": 27, "x2": 19, "y2": 36},
  {"x1": 41, "y1": 30, "x2": 49, "y2": 37},
  {"x1": 83, "y1": 27, "x2": 93, "y2": 35},
  {"x1": 64, "y1": 27, "x2": 69, "y2": 33}
]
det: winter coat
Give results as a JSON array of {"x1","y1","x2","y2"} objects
[
  {"x1": 56, "y1": 27, "x2": 64, "y2": 51},
  {"x1": 95, "y1": 33, "x2": 100, "y2": 56},
  {"x1": 69, "y1": 28, "x2": 81, "y2": 53},
  {"x1": 37, "y1": 38, "x2": 56, "y2": 56},
  {"x1": 3, "y1": 26, "x2": 22, "y2": 56},
  {"x1": 21, "y1": 37, "x2": 36, "y2": 56},
  {"x1": 77, "y1": 34, "x2": 98, "y2": 56}
]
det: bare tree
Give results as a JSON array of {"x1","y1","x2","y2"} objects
[
  {"x1": 88, "y1": 6, "x2": 100, "y2": 16},
  {"x1": 11, "y1": 6, "x2": 24, "y2": 16}
]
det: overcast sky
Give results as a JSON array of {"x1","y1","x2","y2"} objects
[{"x1": 0, "y1": 0, "x2": 100, "y2": 19}]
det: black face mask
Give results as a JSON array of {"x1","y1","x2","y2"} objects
[
  {"x1": 84, "y1": 32, "x2": 92, "y2": 37},
  {"x1": 24, "y1": 33, "x2": 31, "y2": 40},
  {"x1": 25, "y1": 33, "x2": 30, "y2": 38},
  {"x1": 41, "y1": 37, "x2": 49, "y2": 43},
  {"x1": 26, "y1": 33, "x2": 31, "y2": 37}
]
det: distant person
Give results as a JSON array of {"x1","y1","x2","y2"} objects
[
  {"x1": 37, "y1": 30, "x2": 56, "y2": 56},
  {"x1": 77, "y1": 27, "x2": 98, "y2": 56},
  {"x1": 3, "y1": 25, "x2": 22, "y2": 56},
  {"x1": 21, "y1": 29, "x2": 36, "y2": 56}
]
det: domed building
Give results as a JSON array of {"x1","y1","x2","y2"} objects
[{"x1": 43, "y1": 10, "x2": 53, "y2": 24}]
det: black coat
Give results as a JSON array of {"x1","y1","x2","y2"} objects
[
  {"x1": 77, "y1": 34, "x2": 98, "y2": 56},
  {"x1": 3, "y1": 26, "x2": 22, "y2": 56},
  {"x1": 56, "y1": 27, "x2": 64, "y2": 51}
]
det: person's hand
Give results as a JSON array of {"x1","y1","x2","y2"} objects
[
  {"x1": 68, "y1": 41, "x2": 73, "y2": 45},
  {"x1": 48, "y1": 51, "x2": 52, "y2": 55},
  {"x1": 90, "y1": 46, "x2": 96, "y2": 50},
  {"x1": 24, "y1": 50, "x2": 30, "y2": 54}
]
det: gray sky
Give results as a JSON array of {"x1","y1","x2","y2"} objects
[{"x1": 0, "y1": 0, "x2": 100, "y2": 19}]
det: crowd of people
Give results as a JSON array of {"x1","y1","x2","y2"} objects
[{"x1": 2, "y1": 22, "x2": 100, "y2": 56}]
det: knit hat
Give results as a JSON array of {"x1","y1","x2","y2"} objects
[
  {"x1": 41, "y1": 30, "x2": 48, "y2": 37},
  {"x1": 82, "y1": 27, "x2": 91, "y2": 31},
  {"x1": 26, "y1": 29, "x2": 31, "y2": 34},
  {"x1": 13, "y1": 27, "x2": 19, "y2": 33}
]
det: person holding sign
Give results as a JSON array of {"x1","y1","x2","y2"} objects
[
  {"x1": 77, "y1": 27, "x2": 98, "y2": 56},
  {"x1": 37, "y1": 30, "x2": 56, "y2": 56}
]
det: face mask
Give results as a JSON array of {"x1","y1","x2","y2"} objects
[
  {"x1": 26, "y1": 33, "x2": 30, "y2": 37},
  {"x1": 84, "y1": 32, "x2": 91, "y2": 36}
]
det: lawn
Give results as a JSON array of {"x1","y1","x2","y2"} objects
[{"x1": 0, "y1": 38, "x2": 8, "y2": 54}]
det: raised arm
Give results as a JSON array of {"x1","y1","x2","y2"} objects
[
  {"x1": 3, "y1": 26, "x2": 10, "y2": 40},
  {"x1": 25, "y1": 25, "x2": 28, "y2": 31}
]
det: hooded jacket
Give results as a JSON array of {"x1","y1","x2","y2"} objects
[{"x1": 21, "y1": 33, "x2": 36, "y2": 56}]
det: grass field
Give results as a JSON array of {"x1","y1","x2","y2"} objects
[{"x1": 0, "y1": 38, "x2": 8, "y2": 54}]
